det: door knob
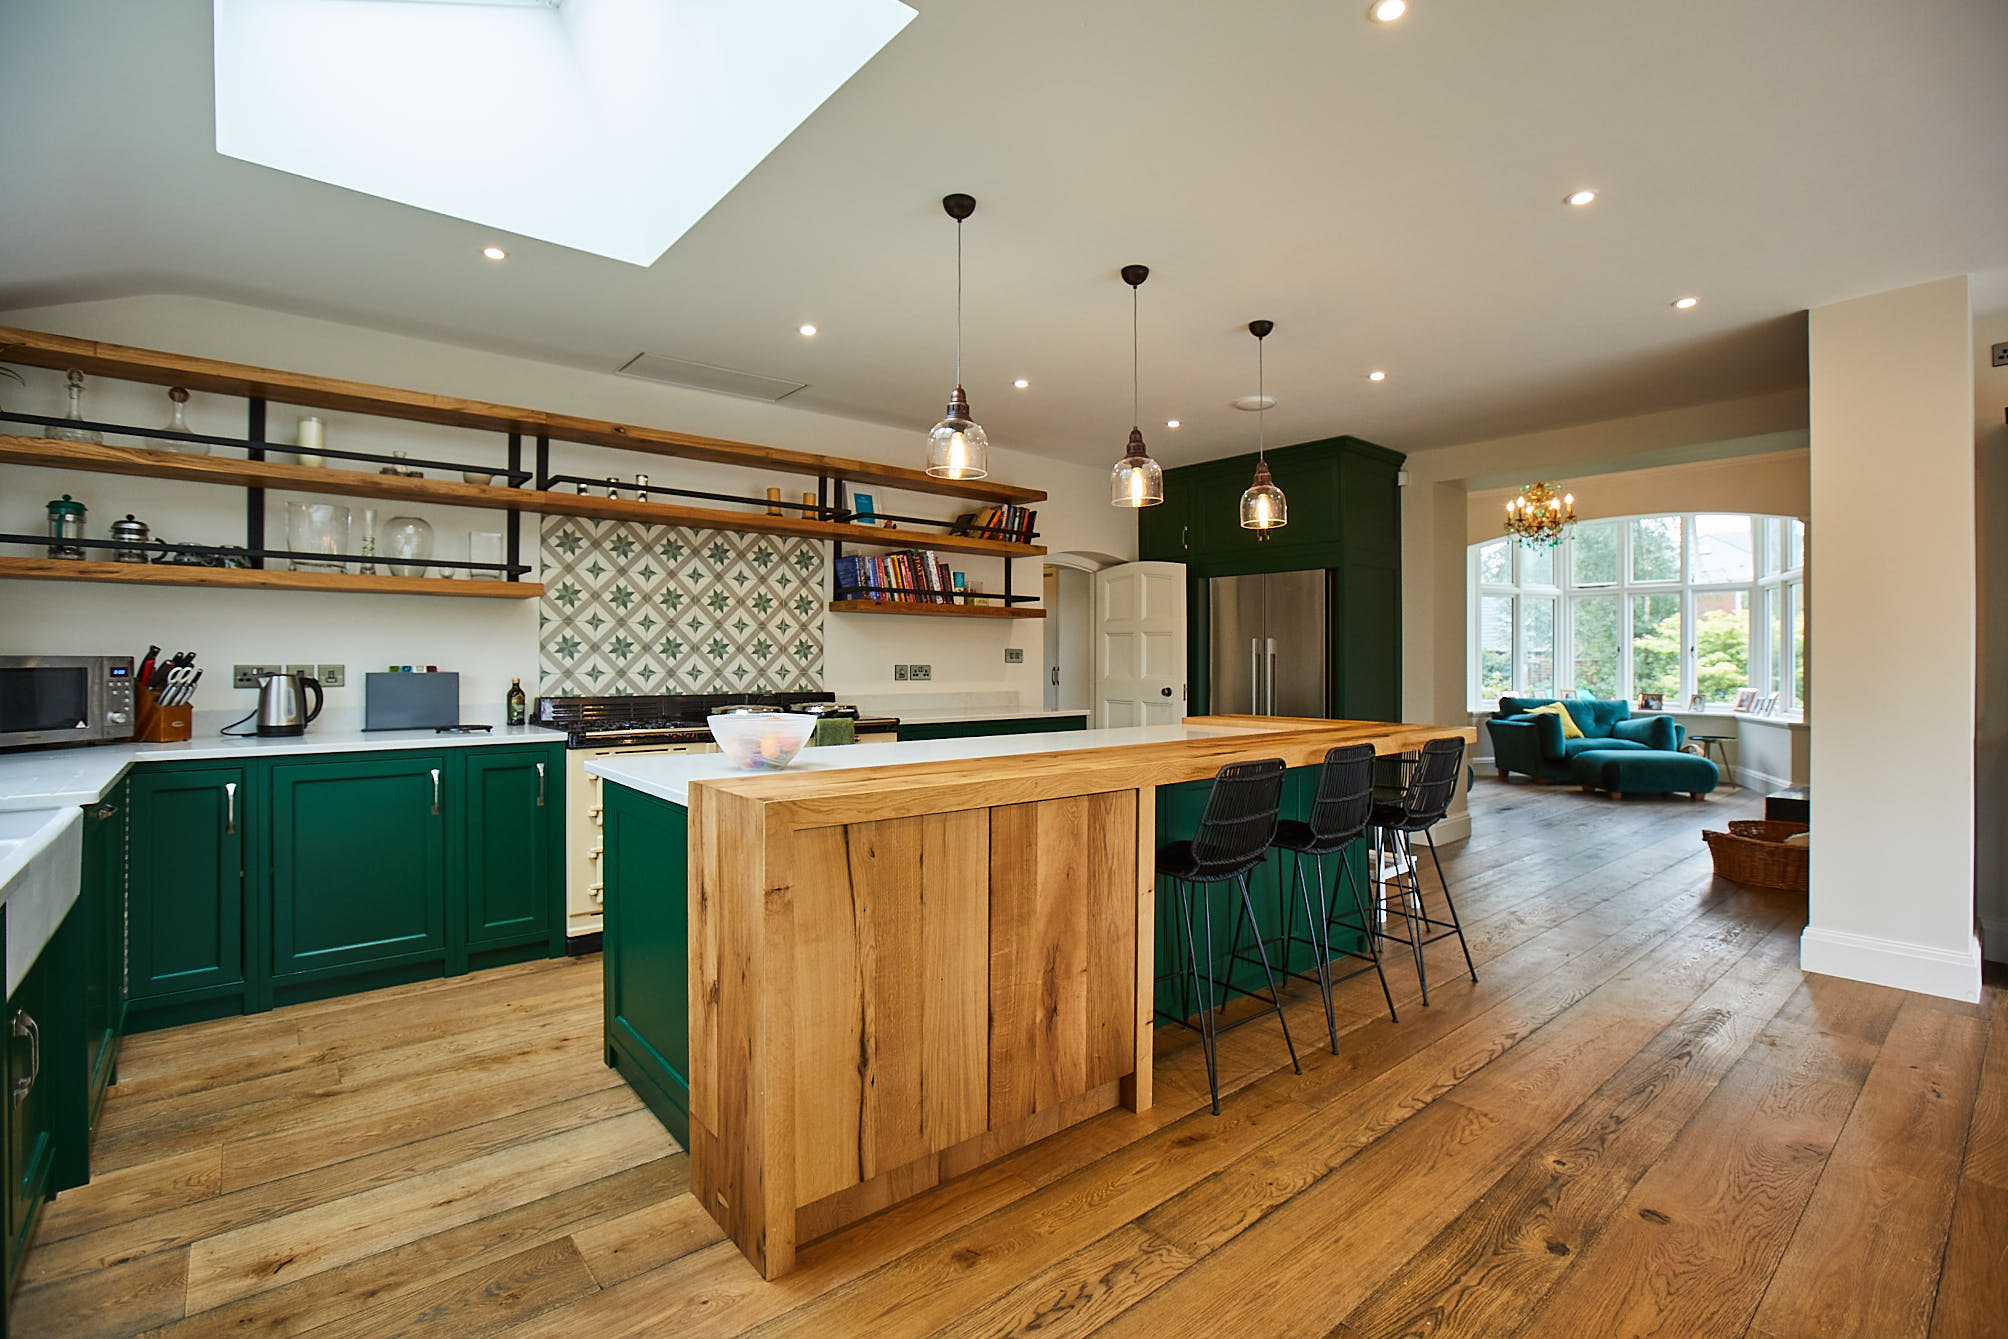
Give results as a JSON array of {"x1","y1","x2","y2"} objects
[{"x1": 1160, "y1": 687, "x2": 1173, "y2": 696}]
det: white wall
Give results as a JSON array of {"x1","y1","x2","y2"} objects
[
  {"x1": 1804, "y1": 276, "x2": 1979, "y2": 1001},
  {"x1": 0, "y1": 295, "x2": 1136, "y2": 716}
]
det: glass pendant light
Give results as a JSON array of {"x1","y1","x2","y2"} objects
[
  {"x1": 1239, "y1": 320, "x2": 1287, "y2": 529},
  {"x1": 925, "y1": 193, "x2": 990, "y2": 480},
  {"x1": 1111, "y1": 264, "x2": 1164, "y2": 508}
]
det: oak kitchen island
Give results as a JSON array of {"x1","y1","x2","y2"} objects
[{"x1": 588, "y1": 715, "x2": 1474, "y2": 1279}]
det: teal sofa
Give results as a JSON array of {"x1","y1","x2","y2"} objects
[{"x1": 1486, "y1": 696, "x2": 1685, "y2": 785}]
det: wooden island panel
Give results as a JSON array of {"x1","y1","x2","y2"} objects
[
  {"x1": 988, "y1": 792, "x2": 1137, "y2": 1127},
  {"x1": 790, "y1": 812, "x2": 989, "y2": 1204}
]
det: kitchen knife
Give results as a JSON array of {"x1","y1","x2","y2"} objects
[{"x1": 137, "y1": 645, "x2": 160, "y2": 686}]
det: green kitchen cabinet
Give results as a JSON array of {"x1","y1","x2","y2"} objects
[
  {"x1": 267, "y1": 754, "x2": 448, "y2": 984},
  {"x1": 462, "y1": 747, "x2": 562, "y2": 956},
  {"x1": 56, "y1": 782, "x2": 129, "y2": 1193},
  {"x1": 6, "y1": 926, "x2": 60, "y2": 1291},
  {"x1": 1137, "y1": 434, "x2": 1404, "y2": 722},
  {"x1": 600, "y1": 784, "x2": 691, "y2": 1147},
  {"x1": 893, "y1": 715, "x2": 1088, "y2": 743},
  {"x1": 127, "y1": 765, "x2": 248, "y2": 1006}
]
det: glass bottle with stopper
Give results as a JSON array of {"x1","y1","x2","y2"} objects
[
  {"x1": 49, "y1": 369, "x2": 103, "y2": 444},
  {"x1": 160, "y1": 387, "x2": 208, "y2": 455}
]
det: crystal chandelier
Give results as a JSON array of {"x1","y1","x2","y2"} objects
[
  {"x1": 924, "y1": 193, "x2": 990, "y2": 480},
  {"x1": 1504, "y1": 481, "x2": 1577, "y2": 547},
  {"x1": 1110, "y1": 264, "x2": 1163, "y2": 508}
]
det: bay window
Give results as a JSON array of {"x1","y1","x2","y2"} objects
[{"x1": 1469, "y1": 512, "x2": 1806, "y2": 713}]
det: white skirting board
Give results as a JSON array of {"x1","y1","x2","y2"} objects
[
  {"x1": 1800, "y1": 926, "x2": 1983, "y2": 1003},
  {"x1": 1432, "y1": 812, "x2": 1473, "y2": 845}
]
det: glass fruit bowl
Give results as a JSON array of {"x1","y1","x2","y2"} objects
[{"x1": 707, "y1": 711, "x2": 817, "y2": 771}]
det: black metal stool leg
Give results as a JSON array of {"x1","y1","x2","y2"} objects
[
  {"x1": 1424, "y1": 829, "x2": 1478, "y2": 984},
  {"x1": 1340, "y1": 851, "x2": 1399, "y2": 1024},
  {"x1": 1237, "y1": 871, "x2": 1300, "y2": 1075},
  {"x1": 1398, "y1": 830, "x2": 1431, "y2": 1005},
  {"x1": 1295, "y1": 850, "x2": 1339, "y2": 1053},
  {"x1": 1178, "y1": 878, "x2": 1221, "y2": 1115}
]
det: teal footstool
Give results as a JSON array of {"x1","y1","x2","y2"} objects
[{"x1": 1570, "y1": 748, "x2": 1719, "y2": 800}]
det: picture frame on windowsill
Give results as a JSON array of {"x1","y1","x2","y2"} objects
[
  {"x1": 1733, "y1": 687, "x2": 1759, "y2": 712},
  {"x1": 1688, "y1": 693, "x2": 1707, "y2": 712},
  {"x1": 1638, "y1": 692, "x2": 1664, "y2": 712}
]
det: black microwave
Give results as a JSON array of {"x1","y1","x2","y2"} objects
[{"x1": 0, "y1": 655, "x2": 137, "y2": 750}]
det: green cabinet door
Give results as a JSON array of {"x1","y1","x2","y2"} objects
[
  {"x1": 81, "y1": 780, "x2": 126, "y2": 1132},
  {"x1": 268, "y1": 754, "x2": 446, "y2": 979},
  {"x1": 463, "y1": 747, "x2": 560, "y2": 949},
  {"x1": 128, "y1": 766, "x2": 246, "y2": 1000},
  {"x1": 601, "y1": 785, "x2": 691, "y2": 1147},
  {"x1": 1136, "y1": 483, "x2": 1192, "y2": 562},
  {"x1": 6, "y1": 942, "x2": 57, "y2": 1289}
]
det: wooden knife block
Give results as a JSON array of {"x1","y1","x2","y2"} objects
[{"x1": 134, "y1": 686, "x2": 192, "y2": 742}]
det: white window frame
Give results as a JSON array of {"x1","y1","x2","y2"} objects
[{"x1": 1468, "y1": 512, "x2": 1805, "y2": 716}]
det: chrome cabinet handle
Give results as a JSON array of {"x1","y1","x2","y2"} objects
[
  {"x1": 12, "y1": 1010, "x2": 40, "y2": 1106},
  {"x1": 223, "y1": 781, "x2": 237, "y2": 835},
  {"x1": 535, "y1": 761, "x2": 547, "y2": 807},
  {"x1": 430, "y1": 768, "x2": 442, "y2": 816},
  {"x1": 1250, "y1": 639, "x2": 1261, "y2": 714}
]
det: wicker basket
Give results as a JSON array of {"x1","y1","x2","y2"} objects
[{"x1": 1703, "y1": 819, "x2": 1809, "y2": 891}]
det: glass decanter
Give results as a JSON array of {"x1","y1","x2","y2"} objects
[
  {"x1": 48, "y1": 369, "x2": 103, "y2": 444},
  {"x1": 159, "y1": 386, "x2": 209, "y2": 455}
]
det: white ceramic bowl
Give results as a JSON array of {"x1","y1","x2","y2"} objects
[{"x1": 707, "y1": 712, "x2": 817, "y2": 771}]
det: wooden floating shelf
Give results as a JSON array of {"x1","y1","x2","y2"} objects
[
  {"x1": 0, "y1": 325, "x2": 1047, "y2": 506},
  {"x1": 828, "y1": 600, "x2": 1045, "y2": 619},
  {"x1": 0, "y1": 436, "x2": 1046, "y2": 561},
  {"x1": 0, "y1": 557, "x2": 542, "y2": 599}
]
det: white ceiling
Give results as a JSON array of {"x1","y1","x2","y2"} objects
[{"x1": 2, "y1": 0, "x2": 2005, "y2": 470}]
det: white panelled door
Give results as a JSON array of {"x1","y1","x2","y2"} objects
[{"x1": 1093, "y1": 561, "x2": 1188, "y2": 728}]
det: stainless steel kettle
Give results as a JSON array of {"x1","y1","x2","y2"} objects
[{"x1": 256, "y1": 672, "x2": 324, "y2": 737}]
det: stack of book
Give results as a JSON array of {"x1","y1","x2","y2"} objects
[
  {"x1": 950, "y1": 505, "x2": 1037, "y2": 542},
  {"x1": 835, "y1": 551, "x2": 964, "y2": 604}
]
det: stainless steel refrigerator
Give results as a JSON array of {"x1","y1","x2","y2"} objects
[{"x1": 1208, "y1": 570, "x2": 1329, "y2": 717}]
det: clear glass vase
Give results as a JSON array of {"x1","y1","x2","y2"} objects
[
  {"x1": 286, "y1": 502, "x2": 350, "y2": 573},
  {"x1": 382, "y1": 515, "x2": 434, "y2": 578}
]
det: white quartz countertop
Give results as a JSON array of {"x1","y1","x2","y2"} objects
[
  {"x1": 587, "y1": 722, "x2": 1261, "y2": 807},
  {"x1": 0, "y1": 711, "x2": 566, "y2": 811},
  {"x1": 0, "y1": 806, "x2": 83, "y2": 996}
]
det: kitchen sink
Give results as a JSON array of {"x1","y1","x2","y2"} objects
[{"x1": 0, "y1": 806, "x2": 82, "y2": 997}]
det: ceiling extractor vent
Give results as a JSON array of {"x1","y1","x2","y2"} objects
[{"x1": 616, "y1": 353, "x2": 808, "y2": 403}]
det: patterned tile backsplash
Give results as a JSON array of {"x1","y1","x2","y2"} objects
[{"x1": 538, "y1": 517, "x2": 825, "y2": 697}]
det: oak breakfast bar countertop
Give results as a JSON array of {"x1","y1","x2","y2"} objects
[{"x1": 590, "y1": 714, "x2": 1477, "y2": 1280}]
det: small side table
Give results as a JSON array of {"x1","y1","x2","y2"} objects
[{"x1": 1690, "y1": 733, "x2": 1735, "y2": 789}]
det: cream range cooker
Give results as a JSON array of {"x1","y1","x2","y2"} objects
[{"x1": 533, "y1": 693, "x2": 897, "y2": 941}]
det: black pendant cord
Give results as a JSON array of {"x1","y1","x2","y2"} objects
[
  {"x1": 1132, "y1": 284, "x2": 1140, "y2": 429},
  {"x1": 1257, "y1": 335, "x2": 1267, "y2": 462},
  {"x1": 954, "y1": 217, "x2": 964, "y2": 390}
]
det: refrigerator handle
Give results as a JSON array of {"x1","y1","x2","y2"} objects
[
  {"x1": 1250, "y1": 638, "x2": 1262, "y2": 714},
  {"x1": 1267, "y1": 638, "x2": 1278, "y2": 719}
]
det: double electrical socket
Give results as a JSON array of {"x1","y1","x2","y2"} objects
[
  {"x1": 1993, "y1": 341, "x2": 2008, "y2": 368},
  {"x1": 233, "y1": 663, "x2": 346, "y2": 688},
  {"x1": 892, "y1": 663, "x2": 932, "y2": 682}
]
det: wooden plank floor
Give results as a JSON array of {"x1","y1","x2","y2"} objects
[{"x1": 15, "y1": 779, "x2": 2005, "y2": 1338}]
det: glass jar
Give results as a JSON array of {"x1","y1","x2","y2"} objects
[
  {"x1": 46, "y1": 494, "x2": 86, "y2": 559},
  {"x1": 286, "y1": 501, "x2": 351, "y2": 573},
  {"x1": 382, "y1": 515, "x2": 434, "y2": 578}
]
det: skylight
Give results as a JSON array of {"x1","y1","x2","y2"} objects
[{"x1": 212, "y1": 0, "x2": 916, "y2": 265}]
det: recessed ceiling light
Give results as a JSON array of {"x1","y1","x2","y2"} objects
[
  {"x1": 1672, "y1": 296, "x2": 1699, "y2": 310},
  {"x1": 481, "y1": 245, "x2": 506, "y2": 261},
  {"x1": 1564, "y1": 189, "x2": 1597, "y2": 207},
  {"x1": 1166, "y1": 419, "x2": 1181, "y2": 429},
  {"x1": 1368, "y1": 370, "x2": 1387, "y2": 382},
  {"x1": 1013, "y1": 378, "x2": 1030, "y2": 389},
  {"x1": 798, "y1": 323, "x2": 817, "y2": 337},
  {"x1": 1367, "y1": 0, "x2": 1406, "y2": 21}
]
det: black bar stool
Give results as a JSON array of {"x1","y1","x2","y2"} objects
[
  {"x1": 1153, "y1": 757, "x2": 1299, "y2": 1115},
  {"x1": 1263, "y1": 744, "x2": 1399, "y2": 1048},
  {"x1": 1367, "y1": 737, "x2": 1477, "y2": 1005}
]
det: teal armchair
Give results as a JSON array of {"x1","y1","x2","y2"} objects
[{"x1": 1486, "y1": 696, "x2": 1685, "y2": 783}]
